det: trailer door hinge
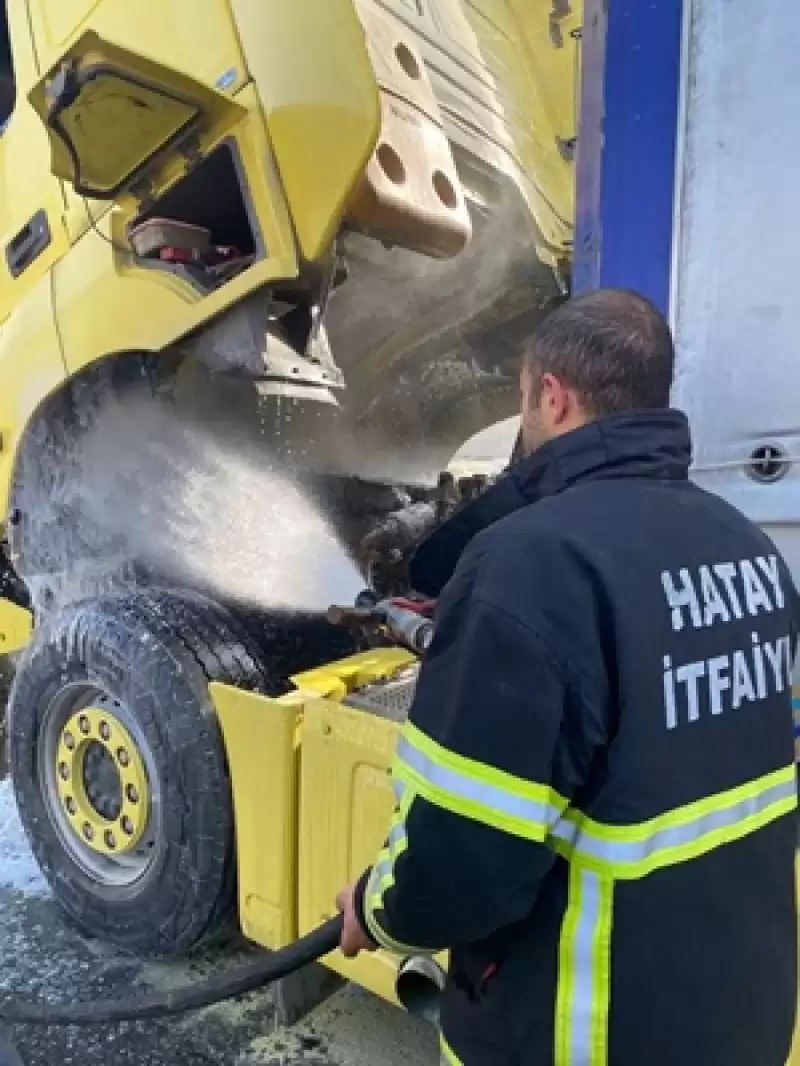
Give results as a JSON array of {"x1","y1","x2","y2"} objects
[
  {"x1": 557, "y1": 136, "x2": 577, "y2": 162},
  {"x1": 550, "y1": 0, "x2": 572, "y2": 47}
]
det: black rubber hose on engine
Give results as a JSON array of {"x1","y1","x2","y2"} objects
[{"x1": 0, "y1": 916, "x2": 343, "y2": 1026}]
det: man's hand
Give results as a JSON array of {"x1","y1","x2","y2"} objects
[{"x1": 336, "y1": 883, "x2": 377, "y2": 958}]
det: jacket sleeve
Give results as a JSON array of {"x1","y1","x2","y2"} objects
[{"x1": 354, "y1": 535, "x2": 608, "y2": 955}]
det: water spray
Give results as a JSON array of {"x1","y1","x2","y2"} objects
[{"x1": 16, "y1": 394, "x2": 366, "y2": 616}]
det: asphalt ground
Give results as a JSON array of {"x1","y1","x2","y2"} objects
[{"x1": 0, "y1": 779, "x2": 439, "y2": 1066}]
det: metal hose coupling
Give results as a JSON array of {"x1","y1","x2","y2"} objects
[
  {"x1": 395, "y1": 955, "x2": 446, "y2": 1026},
  {"x1": 381, "y1": 600, "x2": 434, "y2": 653},
  {"x1": 326, "y1": 592, "x2": 434, "y2": 655}
]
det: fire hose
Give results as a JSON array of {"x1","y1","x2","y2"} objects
[{"x1": 0, "y1": 916, "x2": 343, "y2": 1027}]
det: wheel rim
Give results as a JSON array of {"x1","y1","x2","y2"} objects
[{"x1": 38, "y1": 683, "x2": 161, "y2": 887}]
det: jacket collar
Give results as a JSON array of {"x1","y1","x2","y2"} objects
[
  {"x1": 409, "y1": 409, "x2": 692, "y2": 597},
  {"x1": 509, "y1": 407, "x2": 691, "y2": 501}
]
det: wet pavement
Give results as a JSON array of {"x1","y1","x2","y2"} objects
[{"x1": 0, "y1": 780, "x2": 439, "y2": 1066}]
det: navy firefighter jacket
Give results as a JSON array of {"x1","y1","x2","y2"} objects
[{"x1": 354, "y1": 408, "x2": 799, "y2": 1066}]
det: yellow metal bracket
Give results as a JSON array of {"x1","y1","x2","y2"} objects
[
  {"x1": 0, "y1": 600, "x2": 32, "y2": 655},
  {"x1": 291, "y1": 647, "x2": 415, "y2": 701},
  {"x1": 211, "y1": 648, "x2": 416, "y2": 991},
  {"x1": 298, "y1": 693, "x2": 405, "y2": 1005},
  {"x1": 210, "y1": 681, "x2": 304, "y2": 950}
]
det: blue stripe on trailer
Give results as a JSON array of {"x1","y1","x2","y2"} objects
[{"x1": 572, "y1": 0, "x2": 686, "y2": 315}]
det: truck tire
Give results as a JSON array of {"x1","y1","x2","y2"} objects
[
  {"x1": 7, "y1": 354, "x2": 166, "y2": 613},
  {"x1": 7, "y1": 589, "x2": 269, "y2": 956}
]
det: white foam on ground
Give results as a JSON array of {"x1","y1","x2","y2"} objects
[
  {"x1": 241, "y1": 985, "x2": 438, "y2": 1066},
  {"x1": 0, "y1": 778, "x2": 48, "y2": 896}
]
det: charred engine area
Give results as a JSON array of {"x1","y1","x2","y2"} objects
[
  {"x1": 327, "y1": 185, "x2": 563, "y2": 467},
  {"x1": 305, "y1": 466, "x2": 492, "y2": 599},
  {"x1": 123, "y1": 106, "x2": 561, "y2": 478},
  {"x1": 2, "y1": 338, "x2": 498, "y2": 697}
]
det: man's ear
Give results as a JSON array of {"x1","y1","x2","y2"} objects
[{"x1": 541, "y1": 374, "x2": 571, "y2": 425}]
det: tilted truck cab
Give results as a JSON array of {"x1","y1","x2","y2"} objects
[
  {"x1": 0, "y1": 0, "x2": 581, "y2": 618},
  {"x1": 0, "y1": 0, "x2": 577, "y2": 532},
  {"x1": 0, "y1": 0, "x2": 579, "y2": 995}
]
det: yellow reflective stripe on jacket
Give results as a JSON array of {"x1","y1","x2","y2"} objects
[
  {"x1": 440, "y1": 1033, "x2": 462, "y2": 1065},
  {"x1": 394, "y1": 721, "x2": 569, "y2": 842},
  {"x1": 363, "y1": 781, "x2": 436, "y2": 957},
  {"x1": 551, "y1": 763, "x2": 797, "y2": 878},
  {"x1": 364, "y1": 864, "x2": 429, "y2": 958},
  {"x1": 369, "y1": 729, "x2": 796, "y2": 1063},
  {"x1": 553, "y1": 764, "x2": 796, "y2": 1065},
  {"x1": 555, "y1": 867, "x2": 613, "y2": 1066}
]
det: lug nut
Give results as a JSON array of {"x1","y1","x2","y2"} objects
[
  {"x1": 104, "y1": 830, "x2": 116, "y2": 850},
  {"x1": 126, "y1": 784, "x2": 139, "y2": 804},
  {"x1": 99, "y1": 721, "x2": 111, "y2": 741},
  {"x1": 83, "y1": 823, "x2": 94, "y2": 842},
  {"x1": 121, "y1": 816, "x2": 134, "y2": 836},
  {"x1": 117, "y1": 748, "x2": 130, "y2": 767},
  {"x1": 65, "y1": 797, "x2": 76, "y2": 816},
  {"x1": 63, "y1": 732, "x2": 75, "y2": 751},
  {"x1": 58, "y1": 762, "x2": 70, "y2": 781},
  {"x1": 79, "y1": 716, "x2": 90, "y2": 735}
]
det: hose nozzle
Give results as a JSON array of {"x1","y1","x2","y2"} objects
[{"x1": 326, "y1": 597, "x2": 433, "y2": 655}]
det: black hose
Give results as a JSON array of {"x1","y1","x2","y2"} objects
[{"x1": 0, "y1": 916, "x2": 343, "y2": 1027}]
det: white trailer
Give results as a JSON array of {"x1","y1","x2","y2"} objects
[{"x1": 472, "y1": 0, "x2": 800, "y2": 757}]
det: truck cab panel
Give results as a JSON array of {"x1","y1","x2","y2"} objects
[{"x1": 3, "y1": 1, "x2": 577, "y2": 494}]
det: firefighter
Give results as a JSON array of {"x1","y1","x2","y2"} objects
[{"x1": 336, "y1": 289, "x2": 800, "y2": 1066}]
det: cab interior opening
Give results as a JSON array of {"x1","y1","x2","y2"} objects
[{"x1": 127, "y1": 142, "x2": 258, "y2": 291}]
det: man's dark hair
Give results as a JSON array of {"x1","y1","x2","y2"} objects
[{"x1": 525, "y1": 289, "x2": 675, "y2": 416}]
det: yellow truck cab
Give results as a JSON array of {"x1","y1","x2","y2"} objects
[
  {"x1": 0, "y1": 0, "x2": 576, "y2": 537},
  {"x1": 0, "y1": 0, "x2": 578, "y2": 978}
]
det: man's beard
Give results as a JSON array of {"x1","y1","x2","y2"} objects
[{"x1": 521, "y1": 411, "x2": 550, "y2": 457}]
